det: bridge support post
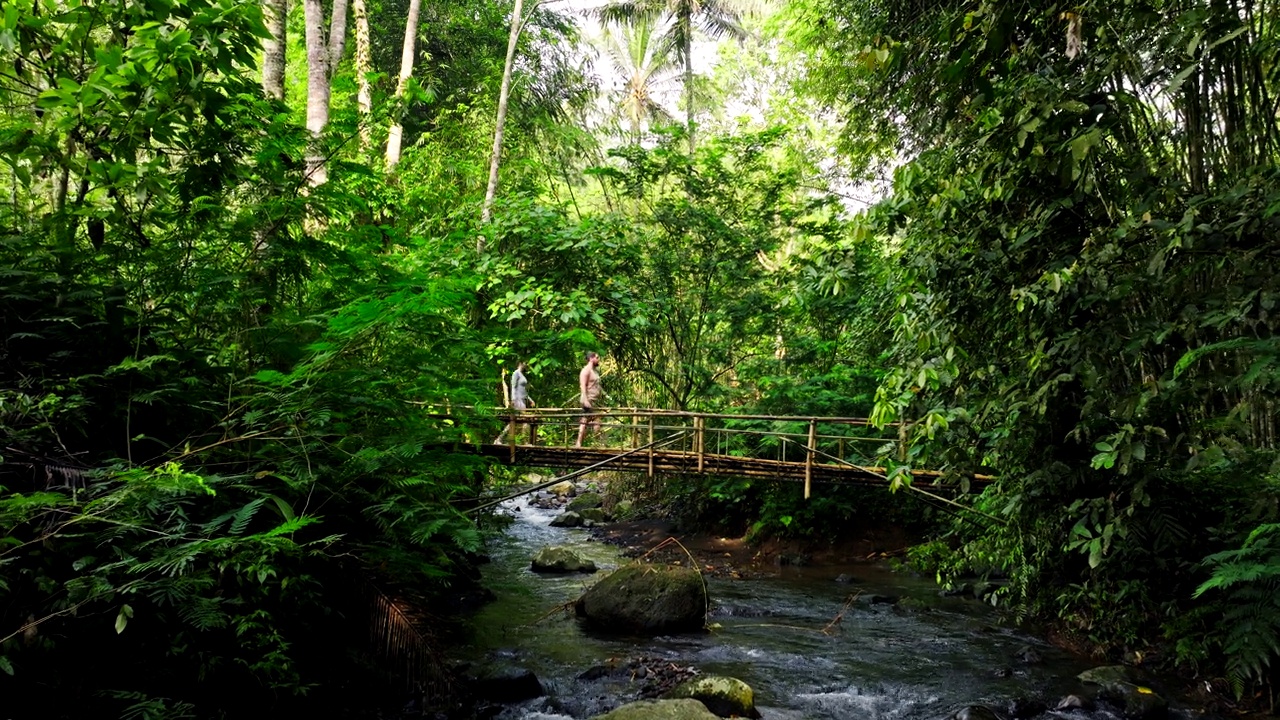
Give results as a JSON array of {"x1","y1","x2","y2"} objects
[
  {"x1": 696, "y1": 416, "x2": 705, "y2": 473},
  {"x1": 805, "y1": 418, "x2": 817, "y2": 499},
  {"x1": 647, "y1": 415, "x2": 654, "y2": 477}
]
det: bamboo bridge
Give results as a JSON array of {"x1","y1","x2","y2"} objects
[{"x1": 439, "y1": 407, "x2": 993, "y2": 497}]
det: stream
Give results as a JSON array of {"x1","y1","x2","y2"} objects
[{"x1": 457, "y1": 495, "x2": 1195, "y2": 720}]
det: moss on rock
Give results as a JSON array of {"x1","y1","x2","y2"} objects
[
  {"x1": 531, "y1": 546, "x2": 597, "y2": 573},
  {"x1": 577, "y1": 564, "x2": 707, "y2": 635},
  {"x1": 665, "y1": 675, "x2": 760, "y2": 718},
  {"x1": 568, "y1": 491, "x2": 603, "y2": 510},
  {"x1": 592, "y1": 699, "x2": 719, "y2": 720}
]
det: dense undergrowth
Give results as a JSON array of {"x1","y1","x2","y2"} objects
[{"x1": 1, "y1": 0, "x2": 1278, "y2": 714}]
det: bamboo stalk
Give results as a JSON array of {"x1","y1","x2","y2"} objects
[
  {"x1": 419, "y1": 405, "x2": 899, "y2": 424},
  {"x1": 805, "y1": 418, "x2": 817, "y2": 500},
  {"x1": 648, "y1": 415, "x2": 654, "y2": 477},
  {"x1": 696, "y1": 416, "x2": 705, "y2": 472}
]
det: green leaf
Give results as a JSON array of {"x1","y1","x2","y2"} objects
[{"x1": 115, "y1": 604, "x2": 134, "y2": 635}]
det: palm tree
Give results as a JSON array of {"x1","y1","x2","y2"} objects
[
  {"x1": 597, "y1": 0, "x2": 752, "y2": 152},
  {"x1": 600, "y1": 17, "x2": 680, "y2": 143}
]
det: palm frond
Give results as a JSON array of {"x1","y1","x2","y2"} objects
[
  {"x1": 368, "y1": 585, "x2": 450, "y2": 696},
  {"x1": 595, "y1": 0, "x2": 667, "y2": 26},
  {"x1": 697, "y1": 11, "x2": 748, "y2": 41}
]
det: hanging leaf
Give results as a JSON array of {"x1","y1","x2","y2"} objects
[{"x1": 115, "y1": 604, "x2": 134, "y2": 635}]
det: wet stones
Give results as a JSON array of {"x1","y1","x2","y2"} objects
[
  {"x1": 568, "y1": 491, "x2": 603, "y2": 511},
  {"x1": 531, "y1": 546, "x2": 598, "y2": 574},
  {"x1": 949, "y1": 705, "x2": 1002, "y2": 720},
  {"x1": 1013, "y1": 644, "x2": 1042, "y2": 664},
  {"x1": 1056, "y1": 694, "x2": 1095, "y2": 711},
  {"x1": 664, "y1": 675, "x2": 760, "y2": 719},
  {"x1": 526, "y1": 480, "x2": 620, "y2": 527},
  {"x1": 549, "y1": 481, "x2": 577, "y2": 497},
  {"x1": 577, "y1": 656, "x2": 699, "y2": 698},
  {"x1": 1077, "y1": 665, "x2": 1168, "y2": 720},
  {"x1": 468, "y1": 664, "x2": 545, "y2": 704},
  {"x1": 1008, "y1": 697, "x2": 1046, "y2": 718},
  {"x1": 550, "y1": 511, "x2": 585, "y2": 528},
  {"x1": 577, "y1": 564, "x2": 708, "y2": 634},
  {"x1": 591, "y1": 699, "x2": 720, "y2": 720}
]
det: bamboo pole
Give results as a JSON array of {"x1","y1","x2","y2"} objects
[
  {"x1": 805, "y1": 418, "x2": 817, "y2": 499},
  {"x1": 418, "y1": 405, "x2": 898, "y2": 425},
  {"x1": 648, "y1": 415, "x2": 654, "y2": 477},
  {"x1": 696, "y1": 416, "x2": 706, "y2": 472},
  {"x1": 464, "y1": 432, "x2": 690, "y2": 514}
]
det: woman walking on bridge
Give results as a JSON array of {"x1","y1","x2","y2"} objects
[{"x1": 495, "y1": 360, "x2": 534, "y2": 445}]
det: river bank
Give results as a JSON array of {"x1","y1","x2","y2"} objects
[
  {"x1": 588, "y1": 516, "x2": 919, "y2": 579},
  {"x1": 452, "y1": 482, "x2": 1212, "y2": 720},
  {"x1": 460, "y1": 476, "x2": 1259, "y2": 717},
  {"x1": 582, "y1": 519, "x2": 1241, "y2": 719}
]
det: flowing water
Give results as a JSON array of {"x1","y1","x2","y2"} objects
[{"x1": 459, "y1": 498, "x2": 1191, "y2": 720}]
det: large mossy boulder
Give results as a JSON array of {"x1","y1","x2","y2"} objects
[
  {"x1": 577, "y1": 564, "x2": 707, "y2": 635},
  {"x1": 550, "y1": 511, "x2": 584, "y2": 527},
  {"x1": 578, "y1": 507, "x2": 609, "y2": 523},
  {"x1": 592, "y1": 699, "x2": 719, "y2": 720},
  {"x1": 531, "y1": 546, "x2": 597, "y2": 573},
  {"x1": 665, "y1": 675, "x2": 760, "y2": 718},
  {"x1": 568, "y1": 491, "x2": 603, "y2": 511},
  {"x1": 1078, "y1": 666, "x2": 1167, "y2": 720},
  {"x1": 549, "y1": 481, "x2": 577, "y2": 497},
  {"x1": 613, "y1": 499, "x2": 636, "y2": 518}
]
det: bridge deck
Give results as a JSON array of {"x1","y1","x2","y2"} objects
[
  {"x1": 436, "y1": 407, "x2": 992, "y2": 492},
  {"x1": 472, "y1": 442, "x2": 983, "y2": 490}
]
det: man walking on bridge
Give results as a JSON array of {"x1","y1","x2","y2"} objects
[{"x1": 575, "y1": 351, "x2": 602, "y2": 447}]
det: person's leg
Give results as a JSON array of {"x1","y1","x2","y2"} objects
[
  {"x1": 496, "y1": 400, "x2": 524, "y2": 444},
  {"x1": 511, "y1": 400, "x2": 526, "y2": 445},
  {"x1": 575, "y1": 406, "x2": 590, "y2": 447}
]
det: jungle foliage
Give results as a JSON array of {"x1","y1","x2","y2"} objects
[
  {"x1": 793, "y1": 0, "x2": 1280, "y2": 697},
  {"x1": 0, "y1": 0, "x2": 1278, "y2": 713}
]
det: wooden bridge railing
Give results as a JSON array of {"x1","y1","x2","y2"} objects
[{"x1": 451, "y1": 406, "x2": 908, "y2": 498}]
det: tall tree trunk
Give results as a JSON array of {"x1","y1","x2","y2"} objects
[
  {"x1": 328, "y1": 0, "x2": 349, "y2": 70},
  {"x1": 682, "y1": 8, "x2": 694, "y2": 155},
  {"x1": 354, "y1": 0, "x2": 373, "y2": 151},
  {"x1": 262, "y1": 0, "x2": 288, "y2": 100},
  {"x1": 385, "y1": 0, "x2": 423, "y2": 170},
  {"x1": 479, "y1": 0, "x2": 526, "y2": 242},
  {"x1": 304, "y1": 0, "x2": 331, "y2": 186}
]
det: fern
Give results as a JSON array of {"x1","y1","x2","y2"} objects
[
  {"x1": 1195, "y1": 523, "x2": 1280, "y2": 695},
  {"x1": 202, "y1": 498, "x2": 266, "y2": 536}
]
